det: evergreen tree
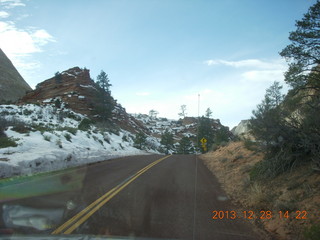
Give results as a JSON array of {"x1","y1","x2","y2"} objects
[
  {"x1": 149, "y1": 109, "x2": 158, "y2": 119},
  {"x1": 205, "y1": 108, "x2": 213, "y2": 118},
  {"x1": 280, "y1": 1, "x2": 320, "y2": 89},
  {"x1": 160, "y1": 129, "x2": 174, "y2": 154},
  {"x1": 197, "y1": 116, "x2": 214, "y2": 153},
  {"x1": 96, "y1": 70, "x2": 112, "y2": 94},
  {"x1": 94, "y1": 71, "x2": 114, "y2": 120},
  {"x1": 214, "y1": 126, "x2": 230, "y2": 146},
  {"x1": 250, "y1": 81, "x2": 284, "y2": 148},
  {"x1": 134, "y1": 132, "x2": 147, "y2": 150},
  {"x1": 55, "y1": 71, "x2": 62, "y2": 84},
  {"x1": 178, "y1": 137, "x2": 193, "y2": 154}
]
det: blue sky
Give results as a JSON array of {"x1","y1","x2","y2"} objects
[{"x1": 0, "y1": 0, "x2": 317, "y2": 128}]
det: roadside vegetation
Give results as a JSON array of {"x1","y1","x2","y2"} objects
[{"x1": 201, "y1": 2, "x2": 320, "y2": 239}]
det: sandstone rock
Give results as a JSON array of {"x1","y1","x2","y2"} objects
[
  {"x1": 21, "y1": 67, "x2": 99, "y2": 117},
  {"x1": 20, "y1": 67, "x2": 149, "y2": 134},
  {"x1": 0, "y1": 48, "x2": 32, "y2": 103},
  {"x1": 231, "y1": 120, "x2": 253, "y2": 139}
]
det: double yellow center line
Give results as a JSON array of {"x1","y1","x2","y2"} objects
[{"x1": 52, "y1": 155, "x2": 171, "y2": 235}]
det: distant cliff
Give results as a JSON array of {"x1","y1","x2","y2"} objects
[{"x1": 0, "y1": 48, "x2": 32, "y2": 103}]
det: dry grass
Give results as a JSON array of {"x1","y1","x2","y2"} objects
[{"x1": 200, "y1": 141, "x2": 320, "y2": 240}]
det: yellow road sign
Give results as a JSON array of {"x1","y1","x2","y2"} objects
[{"x1": 200, "y1": 137, "x2": 207, "y2": 144}]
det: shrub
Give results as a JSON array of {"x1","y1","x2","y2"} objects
[
  {"x1": 54, "y1": 99, "x2": 62, "y2": 108},
  {"x1": 122, "y1": 135, "x2": 128, "y2": 142},
  {"x1": 0, "y1": 118, "x2": 8, "y2": 137},
  {"x1": 23, "y1": 109, "x2": 33, "y2": 116},
  {"x1": 43, "y1": 135, "x2": 52, "y2": 142},
  {"x1": 56, "y1": 139, "x2": 62, "y2": 148},
  {"x1": 243, "y1": 139, "x2": 258, "y2": 151},
  {"x1": 66, "y1": 127, "x2": 77, "y2": 135},
  {"x1": 134, "y1": 132, "x2": 147, "y2": 150},
  {"x1": 32, "y1": 125, "x2": 53, "y2": 134},
  {"x1": 0, "y1": 137, "x2": 18, "y2": 148},
  {"x1": 64, "y1": 133, "x2": 72, "y2": 142},
  {"x1": 11, "y1": 123, "x2": 31, "y2": 134},
  {"x1": 78, "y1": 118, "x2": 92, "y2": 131},
  {"x1": 67, "y1": 112, "x2": 81, "y2": 121}
]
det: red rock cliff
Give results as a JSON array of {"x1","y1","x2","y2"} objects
[{"x1": 20, "y1": 67, "x2": 99, "y2": 116}]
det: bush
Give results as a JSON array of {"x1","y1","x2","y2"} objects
[
  {"x1": 0, "y1": 118, "x2": 8, "y2": 137},
  {"x1": 66, "y1": 127, "x2": 77, "y2": 135},
  {"x1": 43, "y1": 135, "x2": 52, "y2": 142},
  {"x1": 78, "y1": 118, "x2": 92, "y2": 131},
  {"x1": 23, "y1": 109, "x2": 33, "y2": 116},
  {"x1": 0, "y1": 137, "x2": 18, "y2": 148},
  {"x1": 32, "y1": 125, "x2": 53, "y2": 134},
  {"x1": 243, "y1": 139, "x2": 258, "y2": 151},
  {"x1": 134, "y1": 132, "x2": 147, "y2": 150},
  {"x1": 54, "y1": 99, "x2": 62, "y2": 108},
  {"x1": 67, "y1": 112, "x2": 81, "y2": 121},
  {"x1": 11, "y1": 123, "x2": 31, "y2": 134},
  {"x1": 64, "y1": 133, "x2": 72, "y2": 142},
  {"x1": 122, "y1": 135, "x2": 128, "y2": 142},
  {"x1": 56, "y1": 139, "x2": 62, "y2": 148}
]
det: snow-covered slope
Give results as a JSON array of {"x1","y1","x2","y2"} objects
[
  {"x1": 0, "y1": 104, "x2": 156, "y2": 179},
  {"x1": 131, "y1": 113, "x2": 198, "y2": 139}
]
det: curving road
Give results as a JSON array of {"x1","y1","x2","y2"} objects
[{"x1": 1, "y1": 154, "x2": 265, "y2": 239}]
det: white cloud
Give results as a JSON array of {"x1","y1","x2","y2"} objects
[
  {"x1": 204, "y1": 58, "x2": 285, "y2": 69},
  {"x1": 32, "y1": 29, "x2": 55, "y2": 46},
  {"x1": 0, "y1": 1, "x2": 55, "y2": 85},
  {"x1": 241, "y1": 69, "x2": 285, "y2": 82},
  {"x1": 0, "y1": 11, "x2": 10, "y2": 18},
  {"x1": 0, "y1": 20, "x2": 55, "y2": 72},
  {"x1": 0, "y1": 0, "x2": 26, "y2": 9},
  {"x1": 204, "y1": 58, "x2": 287, "y2": 83}
]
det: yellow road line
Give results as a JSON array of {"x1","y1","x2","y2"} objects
[{"x1": 52, "y1": 155, "x2": 171, "y2": 235}]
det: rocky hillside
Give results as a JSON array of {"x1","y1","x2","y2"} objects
[
  {"x1": 19, "y1": 66, "x2": 232, "y2": 146},
  {"x1": 132, "y1": 114, "x2": 232, "y2": 149},
  {"x1": 21, "y1": 67, "x2": 101, "y2": 117},
  {"x1": 20, "y1": 67, "x2": 149, "y2": 135},
  {"x1": 0, "y1": 48, "x2": 32, "y2": 103}
]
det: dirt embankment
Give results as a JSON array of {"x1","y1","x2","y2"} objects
[{"x1": 200, "y1": 141, "x2": 320, "y2": 240}]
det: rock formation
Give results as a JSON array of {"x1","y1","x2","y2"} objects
[
  {"x1": 21, "y1": 67, "x2": 98, "y2": 116},
  {"x1": 0, "y1": 48, "x2": 32, "y2": 103},
  {"x1": 231, "y1": 120, "x2": 253, "y2": 139},
  {"x1": 20, "y1": 67, "x2": 149, "y2": 134}
]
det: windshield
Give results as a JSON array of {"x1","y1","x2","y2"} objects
[{"x1": 0, "y1": 1, "x2": 319, "y2": 240}]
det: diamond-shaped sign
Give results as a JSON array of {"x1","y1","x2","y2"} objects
[{"x1": 200, "y1": 137, "x2": 207, "y2": 144}]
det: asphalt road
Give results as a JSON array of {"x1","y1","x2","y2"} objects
[{"x1": 0, "y1": 155, "x2": 264, "y2": 239}]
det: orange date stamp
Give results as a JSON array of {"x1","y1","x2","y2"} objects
[{"x1": 211, "y1": 210, "x2": 308, "y2": 220}]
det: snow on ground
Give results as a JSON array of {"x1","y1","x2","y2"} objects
[{"x1": 0, "y1": 104, "x2": 156, "y2": 179}]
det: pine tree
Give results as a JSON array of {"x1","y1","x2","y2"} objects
[
  {"x1": 197, "y1": 116, "x2": 214, "y2": 153},
  {"x1": 96, "y1": 70, "x2": 112, "y2": 94},
  {"x1": 134, "y1": 132, "x2": 147, "y2": 150},
  {"x1": 94, "y1": 70, "x2": 114, "y2": 120},
  {"x1": 160, "y1": 129, "x2": 174, "y2": 154},
  {"x1": 280, "y1": 1, "x2": 320, "y2": 89},
  {"x1": 178, "y1": 137, "x2": 193, "y2": 154},
  {"x1": 205, "y1": 108, "x2": 213, "y2": 118},
  {"x1": 149, "y1": 109, "x2": 159, "y2": 119}
]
